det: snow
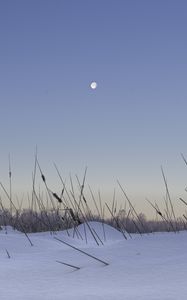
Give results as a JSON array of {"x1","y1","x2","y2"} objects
[{"x1": 0, "y1": 222, "x2": 187, "y2": 299}]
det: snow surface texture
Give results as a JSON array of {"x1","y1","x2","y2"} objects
[{"x1": 0, "y1": 221, "x2": 187, "y2": 300}]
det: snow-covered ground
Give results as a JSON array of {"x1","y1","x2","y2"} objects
[{"x1": 0, "y1": 222, "x2": 187, "y2": 299}]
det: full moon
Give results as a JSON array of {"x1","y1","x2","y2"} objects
[{"x1": 90, "y1": 81, "x2": 97, "y2": 89}]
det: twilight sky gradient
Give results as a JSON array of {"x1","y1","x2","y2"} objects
[{"x1": 1, "y1": 0, "x2": 187, "y2": 216}]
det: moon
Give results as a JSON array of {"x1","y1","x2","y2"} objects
[{"x1": 90, "y1": 81, "x2": 97, "y2": 89}]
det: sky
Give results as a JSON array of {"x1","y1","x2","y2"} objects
[{"x1": 0, "y1": 0, "x2": 187, "y2": 217}]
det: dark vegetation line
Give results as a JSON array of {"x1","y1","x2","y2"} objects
[{"x1": 0, "y1": 153, "x2": 187, "y2": 235}]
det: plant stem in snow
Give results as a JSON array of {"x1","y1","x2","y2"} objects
[
  {"x1": 54, "y1": 237, "x2": 109, "y2": 266},
  {"x1": 5, "y1": 249, "x2": 11, "y2": 259},
  {"x1": 56, "y1": 260, "x2": 80, "y2": 270}
]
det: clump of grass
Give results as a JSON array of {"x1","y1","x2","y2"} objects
[{"x1": 0, "y1": 155, "x2": 186, "y2": 239}]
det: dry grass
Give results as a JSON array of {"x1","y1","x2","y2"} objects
[{"x1": 0, "y1": 155, "x2": 187, "y2": 235}]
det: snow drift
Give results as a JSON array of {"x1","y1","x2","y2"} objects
[{"x1": 0, "y1": 222, "x2": 187, "y2": 299}]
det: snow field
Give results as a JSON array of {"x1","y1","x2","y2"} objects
[{"x1": 0, "y1": 222, "x2": 187, "y2": 299}]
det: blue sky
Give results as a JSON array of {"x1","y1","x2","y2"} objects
[{"x1": 0, "y1": 0, "x2": 187, "y2": 216}]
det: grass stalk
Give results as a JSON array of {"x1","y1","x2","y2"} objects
[{"x1": 54, "y1": 237, "x2": 109, "y2": 266}]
